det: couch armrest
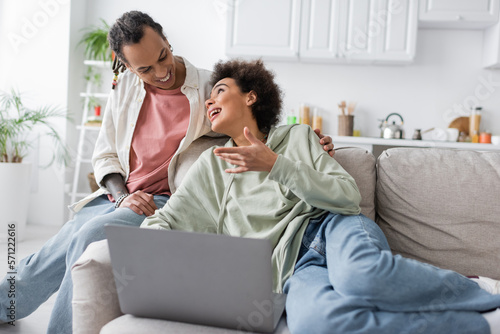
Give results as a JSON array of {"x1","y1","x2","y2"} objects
[{"x1": 72, "y1": 239, "x2": 123, "y2": 334}]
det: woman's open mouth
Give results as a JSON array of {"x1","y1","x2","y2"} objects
[{"x1": 209, "y1": 108, "x2": 221, "y2": 122}]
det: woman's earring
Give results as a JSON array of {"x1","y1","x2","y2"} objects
[{"x1": 170, "y1": 45, "x2": 173, "y2": 52}]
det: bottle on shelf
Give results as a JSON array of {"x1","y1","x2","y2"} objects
[
  {"x1": 469, "y1": 106, "x2": 482, "y2": 143},
  {"x1": 312, "y1": 107, "x2": 322, "y2": 132},
  {"x1": 287, "y1": 109, "x2": 297, "y2": 125},
  {"x1": 299, "y1": 103, "x2": 311, "y2": 126}
]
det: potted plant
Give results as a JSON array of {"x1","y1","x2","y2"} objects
[
  {"x1": 78, "y1": 19, "x2": 113, "y2": 62},
  {"x1": 84, "y1": 96, "x2": 103, "y2": 126},
  {"x1": 0, "y1": 89, "x2": 70, "y2": 240}
]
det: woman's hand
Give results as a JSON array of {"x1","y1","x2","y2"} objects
[
  {"x1": 315, "y1": 129, "x2": 335, "y2": 157},
  {"x1": 214, "y1": 127, "x2": 278, "y2": 173},
  {"x1": 118, "y1": 190, "x2": 158, "y2": 216}
]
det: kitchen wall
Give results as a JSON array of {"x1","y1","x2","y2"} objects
[
  {"x1": 81, "y1": 0, "x2": 500, "y2": 139},
  {"x1": 272, "y1": 27, "x2": 500, "y2": 137}
]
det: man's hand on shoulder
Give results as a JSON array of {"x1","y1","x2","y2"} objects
[{"x1": 314, "y1": 129, "x2": 335, "y2": 157}]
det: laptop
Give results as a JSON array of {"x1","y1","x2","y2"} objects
[{"x1": 105, "y1": 225, "x2": 286, "y2": 333}]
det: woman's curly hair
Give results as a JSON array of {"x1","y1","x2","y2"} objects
[
  {"x1": 210, "y1": 59, "x2": 283, "y2": 134},
  {"x1": 108, "y1": 11, "x2": 165, "y2": 65}
]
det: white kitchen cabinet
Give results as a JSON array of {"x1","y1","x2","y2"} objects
[
  {"x1": 483, "y1": 20, "x2": 500, "y2": 68},
  {"x1": 339, "y1": 0, "x2": 381, "y2": 62},
  {"x1": 299, "y1": 0, "x2": 378, "y2": 63},
  {"x1": 419, "y1": 0, "x2": 500, "y2": 29},
  {"x1": 226, "y1": 0, "x2": 418, "y2": 64},
  {"x1": 225, "y1": 0, "x2": 301, "y2": 60},
  {"x1": 374, "y1": 0, "x2": 418, "y2": 63},
  {"x1": 299, "y1": 0, "x2": 342, "y2": 61}
]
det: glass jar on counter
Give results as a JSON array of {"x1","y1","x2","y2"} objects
[
  {"x1": 469, "y1": 106, "x2": 482, "y2": 143},
  {"x1": 299, "y1": 103, "x2": 311, "y2": 126}
]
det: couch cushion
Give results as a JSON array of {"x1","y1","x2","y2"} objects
[
  {"x1": 173, "y1": 135, "x2": 229, "y2": 191},
  {"x1": 101, "y1": 314, "x2": 290, "y2": 334},
  {"x1": 72, "y1": 240, "x2": 123, "y2": 334},
  {"x1": 333, "y1": 147, "x2": 376, "y2": 221},
  {"x1": 376, "y1": 148, "x2": 500, "y2": 279}
]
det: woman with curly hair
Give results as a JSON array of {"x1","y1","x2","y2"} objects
[{"x1": 143, "y1": 59, "x2": 500, "y2": 334}]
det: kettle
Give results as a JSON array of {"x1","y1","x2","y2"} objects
[{"x1": 379, "y1": 113, "x2": 405, "y2": 139}]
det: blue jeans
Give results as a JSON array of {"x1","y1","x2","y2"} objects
[
  {"x1": 0, "y1": 194, "x2": 169, "y2": 334},
  {"x1": 284, "y1": 213, "x2": 500, "y2": 334}
]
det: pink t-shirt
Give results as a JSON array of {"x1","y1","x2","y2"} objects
[{"x1": 126, "y1": 83, "x2": 190, "y2": 196}]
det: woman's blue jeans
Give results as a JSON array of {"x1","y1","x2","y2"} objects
[
  {"x1": 0, "y1": 194, "x2": 169, "y2": 334},
  {"x1": 284, "y1": 213, "x2": 500, "y2": 334}
]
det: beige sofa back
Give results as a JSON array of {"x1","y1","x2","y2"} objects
[
  {"x1": 376, "y1": 148, "x2": 500, "y2": 280},
  {"x1": 333, "y1": 147, "x2": 376, "y2": 221}
]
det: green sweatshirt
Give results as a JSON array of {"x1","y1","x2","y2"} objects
[{"x1": 141, "y1": 124, "x2": 361, "y2": 292}]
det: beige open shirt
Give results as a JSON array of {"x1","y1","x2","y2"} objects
[{"x1": 70, "y1": 58, "x2": 217, "y2": 213}]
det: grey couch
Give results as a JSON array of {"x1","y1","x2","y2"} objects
[{"x1": 71, "y1": 145, "x2": 500, "y2": 334}]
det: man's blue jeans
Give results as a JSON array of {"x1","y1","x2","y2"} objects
[
  {"x1": 284, "y1": 213, "x2": 500, "y2": 334},
  {"x1": 0, "y1": 194, "x2": 169, "y2": 333}
]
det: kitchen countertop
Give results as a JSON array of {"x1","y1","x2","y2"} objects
[{"x1": 331, "y1": 136, "x2": 500, "y2": 152}]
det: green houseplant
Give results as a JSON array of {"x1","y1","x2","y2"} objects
[
  {"x1": 0, "y1": 88, "x2": 70, "y2": 165},
  {"x1": 78, "y1": 19, "x2": 113, "y2": 61},
  {"x1": 0, "y1": 88, "x2": 70, "y2": 241}
]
